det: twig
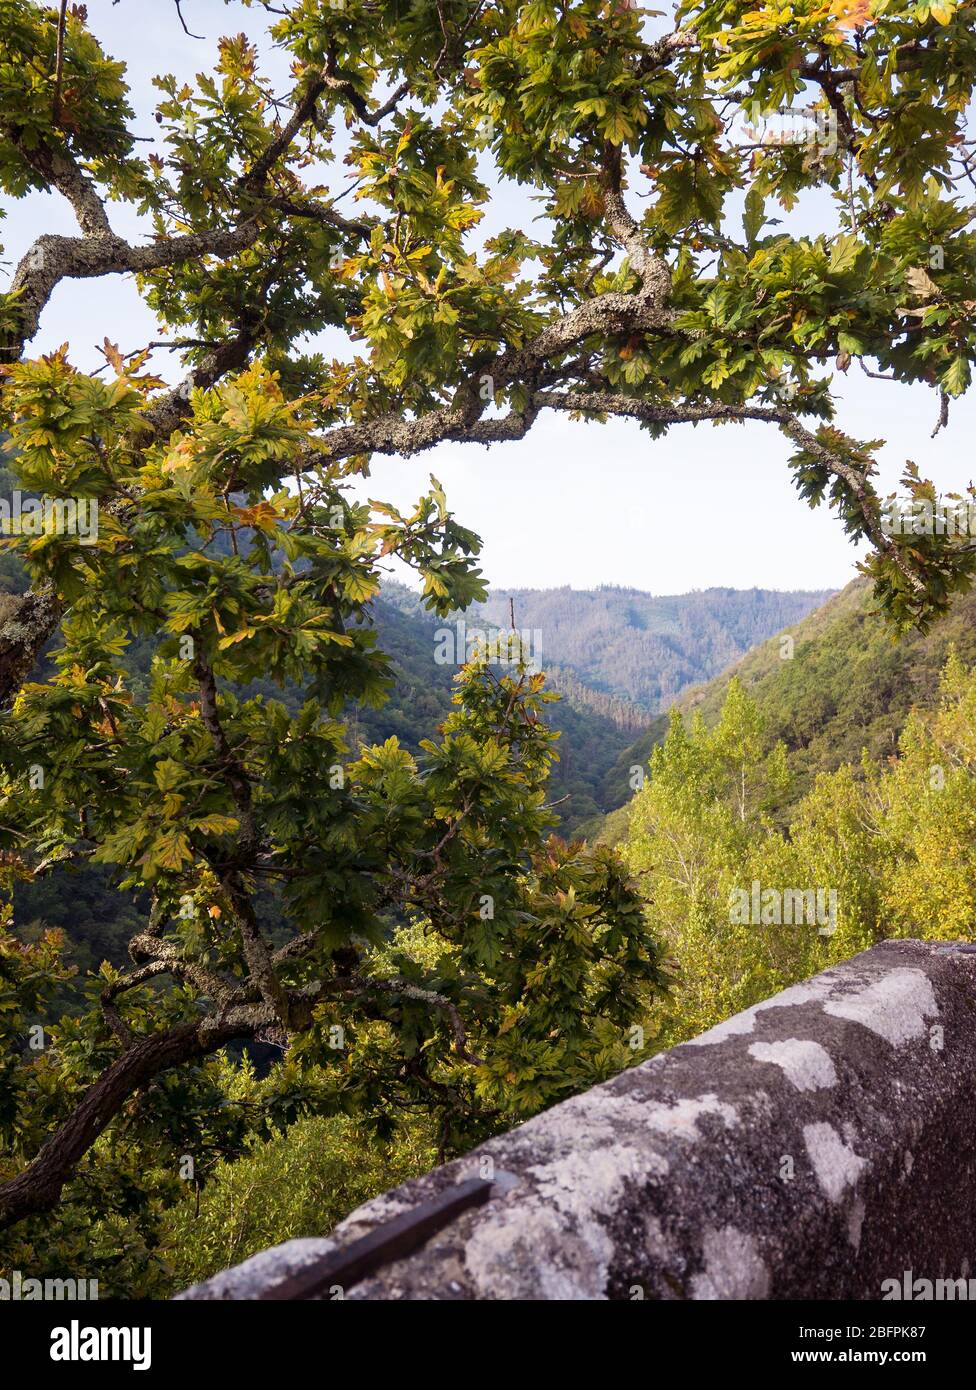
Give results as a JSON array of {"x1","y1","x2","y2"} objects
[
  {"x1": 174, "y1": 0, "x2": 204, "y2": 40},
  {"x1": 52, "y1": 0, "x2": 68, "y2": 124}
]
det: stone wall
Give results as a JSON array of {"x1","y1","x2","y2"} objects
[{"x1": 178, "y1": 939, "x2": 976, "y2": 1300}]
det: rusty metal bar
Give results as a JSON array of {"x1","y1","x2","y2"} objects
[{"x1": 258, "y1": 1178, "x2": 494, "y2": 1300}]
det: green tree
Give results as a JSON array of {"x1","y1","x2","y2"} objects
[
  {"x1": 851, "y1": 647, "x2": 976, "y2": 942},
  {"x1": 624, "y1": 679, "x2": 805, "y2": 1044},
  {"x1": 623, "y1": 653, "x2": 976, "y2": 1048},
  {"x1": 0, "y1": 361, "x2": 666, "y2": 1259}
]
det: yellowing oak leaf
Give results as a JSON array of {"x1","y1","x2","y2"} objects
[
  {"x1": 928, "y1": 0, "x2": 956, "y2": 22},
  {"x1": 231, "y1": 500, "x2": 280, "y2": 532},
  {"x1": 580, "y1": 181, "x2": 604, "y2": 218},
  {"x1": 217, "y1": 627, "x2": 257, "y2": 649},
  {"x1": 830, "y1": 0, "x2": 873, "y2": 28},
  {"x1": 101, "y1": 338, "x2": 126, "y2": 374},
  {"x1": 162, "y1": 439, "x2": 194, "y2": 472},
  {"x1": 905, "y1": 265, "x2": 941, "y2": 300},
  {"x1": 148, "y1": 829, "x2": 193, "y2": 873}
]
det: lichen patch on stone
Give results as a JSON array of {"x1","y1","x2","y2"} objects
[
  {"x1": 847, "y1": 1197, "x2": 866, "y2": 1251},
  {"x1": 748, "y1": 1038, "x2": 838, "y2": 1092},
  {"x1": 643, "y1": 1093, "x2": 737, "y2": 1139},
  {"x1": 463, "y1": 1193, "x2": 619, "y2": 1300},
  {"x1": 803, "y1": 1121, "x2": 868, "y2": 1203},
  {"x1": 823, "y1": 968, "x2": 939, "y2": 1046},
  {"x1": 690, "y1": 1227, "x2": 770, "y2": 1300}
]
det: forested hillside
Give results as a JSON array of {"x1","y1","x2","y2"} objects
[
  {"x1": 621, "y1": 652, "x2": 976, "y2": 1050},
  {"x1": 600, "y1": 576, "x2": 976, "y2": 836},
  {"x1": 347, "y1": 592, "x2": 640, "y2": 833},
  {"x1": 438, "y1": 584, "x2": 834, "y2": 714}
]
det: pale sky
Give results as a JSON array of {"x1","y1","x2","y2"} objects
[{"x1": 4, "y1": 0, "x2": 972, "y2": 596}]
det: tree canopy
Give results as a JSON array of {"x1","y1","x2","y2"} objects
[
  {"x1": 1, "y1": 0, "x2": 976, "y2": 1275},
  {"x1": 623, "y1": 652, "x2": 976, "y2": 1049}
]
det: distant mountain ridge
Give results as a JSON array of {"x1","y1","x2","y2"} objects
[
  {"x1": 597, "y1": 574, "x2": 976, "y2": 842},
  {"x1": 351, "y1": 594, "x2": 639, "y2": 835},
  {"x1": 377, "y1": 579, "x2": 836, "y2": 835},
  {"x1": 441, "y1": 584, "x2": 836, "y2": 715}
]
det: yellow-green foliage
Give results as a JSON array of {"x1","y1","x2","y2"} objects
[
  {"x1": 160, "y1": 1113, "x2": 437, "y2": 1295},
  {"x1": 624, "y1": 655, "x2": 976, "y2": 1049}
]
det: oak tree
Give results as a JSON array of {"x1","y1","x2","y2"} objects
[{"x1": 1, "y1": 0, "x2": 975, "y2": 1251}]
